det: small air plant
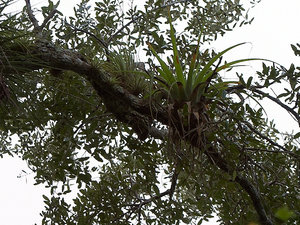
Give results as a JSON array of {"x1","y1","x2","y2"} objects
[
  {"x1": 102, "y1": 51, "x2": 149, "y2": 96},
  {"x1": 148, "y1": 9, "x2": 264, "y2": 110}
]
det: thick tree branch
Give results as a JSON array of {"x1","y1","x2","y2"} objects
[
  {"x1": 235, "y1": 175, "x2": 273, "y2": 225},
  {"x1": 0, "y1": 39, "x2": 169, "y2": 139},
  {"x1": 204, "y1": 146, "x2": 273, "y2": 225},
  {"x1": 0, "y1": 2, "x2": 293, "y2": 225},
  {"x1": 3, "y1": 6, "x2": 275, "y2": 221}
]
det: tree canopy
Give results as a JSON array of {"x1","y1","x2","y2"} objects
[{"x1": 0, "y1": 0, "x2": 299, "y2": 224}]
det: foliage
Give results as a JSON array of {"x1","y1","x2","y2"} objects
[{"x1": 0, "y1": 0, "x2": 299, "y2": 225}]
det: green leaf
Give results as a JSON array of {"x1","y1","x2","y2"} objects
[
  {"x1": 186, "y1": 37, "x2": 201, "y2": 97},
  {"x1": 190, "y1": 82, "x2": 206, "y2": 103},
  {"x1": 294, "y1": 132, "x2": 300, "y2": 139},
  {"x1": 216, "y1": 58, "x2": 275, "y2": 75},
  {"x1": 208, "y1": 81, "x2": 239, "y2": 94},
  {"x1": 275, "y1": 206, "x2": 295, "y2": 221},
  {"x1": 169, "y1": 10, "x2": 184, "y2": 85},
  {"x1": 194, "y1": 43, "x2": 247, "y2": 86},
  {"x1": 175, "y1": 81, "x2": 187, "y2": 103},
  {"x1": 246, "y1": 76, "x2": 253, "y2": 88},
  {"x1": 232, "y1": 170, "x2": 237, "y2": 180},
  {"x1": 148, "y1": 42, "x2": 175, "y2": 85}
]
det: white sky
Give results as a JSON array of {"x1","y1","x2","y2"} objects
[{"x1": 0, "y1": 0, "x2": 300, "y2": 224}]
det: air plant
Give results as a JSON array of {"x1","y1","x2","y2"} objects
[
  {"x1": 101, "y1": 51, "x2": 149, "y2": 96},
  {"x1": 148, "y1": 9, "x2": 264, "y2": 108}
]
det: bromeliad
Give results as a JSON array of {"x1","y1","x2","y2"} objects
[{"x1": 148, "y1": 9, "x2": 265, "y2": 109}]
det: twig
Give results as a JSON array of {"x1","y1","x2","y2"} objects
[
  {"x1": 107, "y1": 0, "x2": 193, "y2": 44},
  {"x1": 242, "y1": 120, "x2": 296, "y2": 156},
  {"x1": 226, "y1": 84, "x2": 300, "y2": 126},
  {"x1": 40, "y1": 8, "x2": 58, "y2": 29},
  {"x1": 25, "y1": 0, "x2": 58, "y2": 34},
  {"x1": 244, "y1": 147, "x2": 298, "y2": 159},
  {"x1": 204, "y1": 56, "x2": 223, "y2": 93},
  {"x1": 169, "y1": 168, "x2": 179, "y2": 200},
  {"x1": 25, "y1": 0, "x2": 40, "y2": 31},
  {"x1": 115, "y1": 171, "x2": 179, "y2": 223},
  {"x1": 252, "y1": 89, "x2": 300, "y2": 126},
  {"x1": 70, "y1": 26, "x2": 109, "y2": 52}
]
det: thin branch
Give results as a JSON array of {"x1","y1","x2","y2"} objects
[
  {"x1": 204, "y1": 56, "x2": 223, "y2": 93},
  {"x1": 242, "y1": 120, "x2": 296, "y2": 156},
  {"x1": 252, "y1": 89, "x2": 300, "y2": 126},
  {"x1": 25, "y1": 0, "x2": 40, "y2": 31},
  {"x1": 116, "y1": 169, "x2": 180, "y2": 223},
  {"x1": 25, "y1": 0, "x2": 58, "y2": 34},
  {"x1": 70, "y1": 26, "x2": 109, "y2": 51},
  {"x1": 114, "y1": 189, "x2": 172, "y2": 223},
  {"x1": 244, "y1": 147, "x2": 298, "y2": 159},
  {"x1": 107, "y1": 0, "x2": 193, "y2": 44},
  {"x1": 40, "y1": 8, "x2": 58, "y2": 30},
  {"x1": 227, "y1": 84, "x2": 300, "y2": 127},
  {"x1": 169, "y1": 168, "x2": 179, "y2": 200}
]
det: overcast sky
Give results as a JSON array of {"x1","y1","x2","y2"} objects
[{"x1": 0, "y1": 0, "x2": 300, "y2": 224}]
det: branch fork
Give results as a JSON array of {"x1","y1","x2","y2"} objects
[{"x1": 25, "y1": 0, "x2": 58, "y2": 35}]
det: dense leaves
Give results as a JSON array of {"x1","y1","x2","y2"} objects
[{"x1": 0, "y1": 0, "x2": 299, "y2": 225}]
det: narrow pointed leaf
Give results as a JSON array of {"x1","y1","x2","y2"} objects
[
  {"x1": 169, "y1": 10, "x2": 184, "y2": 85},
  {"x1": 176, "y1": 81, "x2": 187, "y2": 103},
  {"x1": 148, "y1": 42, "x2": 175, "y2": 85},
  {"x1": 156, "y1": 67, "x2": 170, "y2": 88},
  {"x1": 216, "y1": 58, "x2": 271, "y2": 73},
  {"x1": 186, "y1": 36, "x2": 201, "y2": 97},
  {"x1": 208, "y1": 81, "x2": 240, "y2": 93},
  {"x1": 190, "y1": 82, "x2": 206, "y2": 103},
  {"x1": 195, "y1": 42, "x2": 246, "y2": 85}
]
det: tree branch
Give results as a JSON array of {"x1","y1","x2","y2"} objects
[
  {"x1": 204, "y1": 146, "x2": 273, "y2": 225},
  {"x1": 244, "y1": 147, "x2": 299, "y2": 159},
  {"x1": 25, "y1": 0, "x2": 40, "y2": 31},
  {"x1": 242, "y1": 121, "x2": 284, "y2": 150},
  {"x1": 227, "y1": 84, "x2": 300, "y2": 127},
  {"x1": 40, "y1": 8, "x2": 58, "y2": 30},
  {"x1": 235, "y1": 175, "x2": 273, "y2": 225},
  {"x1": 2, "y1": 38, "x2": 273, "y2": 223},
  {"x1": 25, "y1": 0, "x2": 58, "y2": 34},
  {"x1": 252, "y1": 89, "x2": 300, "y2": 126},
  {"x1": 1, "y1": 39, "x2": 169, "y2": 139},
  {"x1": 70, "y1": 26, "x2": 109, "y2": 52},
  {"x1": 107, "y1": 0, "x2": 193, "y2": 44},
  {"x1": 3, "y1": 12, "x2": 275, "y2": 223}
]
